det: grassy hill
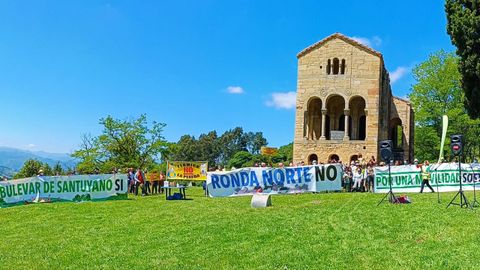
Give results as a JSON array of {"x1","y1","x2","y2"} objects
[{"x1": 1, "y1": 188, "x2": 479, "y2": 269}]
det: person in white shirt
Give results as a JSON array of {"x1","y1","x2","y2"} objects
[{"x1": 352, "y1": 167, "x2": 363, "y2": 191}]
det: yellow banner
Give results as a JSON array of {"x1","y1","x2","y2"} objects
[
  {"x1": 146, "y1": 173, "x2": 160, "y2": 181},
  {"x1": 167, "y1": 161, "x2": 208, "y2": 181},
  {"x1": 261, "y1": 146, "x2": 278, "y2": 156}
]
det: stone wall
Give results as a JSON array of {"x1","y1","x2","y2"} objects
[
  {"x1": 391, "y1": 97, "x2": 415, "y2": 162},
  {"x1": 293, "y1": 33, "x2": 414, "y2": 164}
]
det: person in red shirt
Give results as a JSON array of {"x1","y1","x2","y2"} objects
[{"x1": 135, "y1": 168, "x2": 146, "y2": 196}]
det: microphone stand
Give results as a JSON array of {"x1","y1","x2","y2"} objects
[
  {"x1": 377, "y1": 160, "x2": 396, "y2": 205},
  {"x1": 469, "y1": 162, "x2": 479, "y2": 207}
]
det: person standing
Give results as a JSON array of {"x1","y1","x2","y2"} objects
[
  {"x1": 135, "y1": 168, "x2": 146, "y2": 196},
  {"x1": 352, "y1": 167, "x2": 363, "y2": 192},
  {"x1": 144, "y1": 169, "x2": 151, "y2": 195},
  {"x1": 343, "y1": 166, "x2": 352, "y2": 192},
  {"x1": 366, "y1": 165, "x2": 375, "y2": 192},
  {"x1": 128, "y1": 169, "x2": 137, "y2": 194},
  {"x1": 420, "y1": 160, "x2": 435, "y2": 193},
  {"x1": 159, "y1": 171, "x2": 165, "y2": 194},
  {"x1": 152, "y1": 172, "x2": 159, "y2": 194}
]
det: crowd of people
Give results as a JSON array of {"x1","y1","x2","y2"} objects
[
  {"x1": 339, "y1": 155, "x2": 377, "y2": 192},
  {"x1": 322, "y1": 155, "x2": 434, "y2": 193},
  {"x1": 235, "y1": 154, "x2": 434, "y2": 194},
  {"x1": 1, "y1": 154, "x2": 437, "y2": 195},
  {"x1": 126, "y1": 168, "x2": 166, "y2": 196}
]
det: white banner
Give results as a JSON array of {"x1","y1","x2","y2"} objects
[
  {"x1": 207, "y1": 164, "x2": 342, "y2": 197},
  {"x1": 0, "y1": 174, "x2": 128, "y2": 207},
  {"x1": 374, "y1": 163, "x2": 480, "y2": 193}
]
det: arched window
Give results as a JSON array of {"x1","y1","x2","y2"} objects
[
  {"x1": 333, "y1": 58, "x2": 339, "y2": 75},
  {"x1": 341, "y1": 59, "x2": 346, "y2": 74},
  {"x1": 327, "y1": 59, "x2": 331, "y2": 75},
  {"x1": 329, "y1": 154, "x2": 340, "y2": 163}
]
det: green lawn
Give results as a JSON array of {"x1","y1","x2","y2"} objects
[{"x1": 1, "y1": 188, "x2": 480, "y2": 269}]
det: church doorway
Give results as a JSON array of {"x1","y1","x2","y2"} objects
[{"x1": 308, "y1": 154, "x2": 318, "y2": 165}]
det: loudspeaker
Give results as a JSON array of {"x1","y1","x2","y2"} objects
[
  {"x1": 380, "y1": 140, "x2": 393, "y2": 162},
  {"x1": 450, "y1": 134, "x2": 463, "y2": 156}
]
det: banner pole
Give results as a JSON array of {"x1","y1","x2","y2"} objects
[
  {"x1": 436, "y1": 115, "x2": 448, "y2": 204},
  {"x1": 166, "y1": 161, "x2": 169, "y2": 181}
]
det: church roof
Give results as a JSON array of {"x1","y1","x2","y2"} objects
[{"x1": 297, "y1": 33, "x2": 383, "y2": 59}]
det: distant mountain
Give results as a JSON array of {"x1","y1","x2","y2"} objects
[
  {"x1": 0, "y1": 147, "x2": 77, "y2": 174},
  {"x1": 0, "y1": 166, "x2": 16, "y2": 178}
]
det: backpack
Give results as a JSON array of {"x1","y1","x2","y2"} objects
[{"x1": 396, "y1": 195, "x2": 411, "y2": 204}]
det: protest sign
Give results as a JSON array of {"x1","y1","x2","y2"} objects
[
  {"x1": 0, "y1": 174, "x2": 128, "y2": 207},
  {"x1": 207, "y1": 164, "x2": 342, "y2": 197},
  {"x1": 167, "y1": 161, "x2": 208, "y2": 181},
  {"x1": 374, "y1": 163, "x2": 480, "y2": 193}
]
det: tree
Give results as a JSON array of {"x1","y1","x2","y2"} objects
[
  {"x1": 446, "y1": 0, "x2": 480, "y2": 118},
  {"x1": 71, "y1": 133, "x2": 101, "y2": 174},
  {"x1": 227, "y1": 151, "x2": 253, "y2": 169},
  {"x1": 53, "y1": 162, "x2": 64, "y2": 175},
  {"x1": 98, "y1": 114, "x2": 167, "y2": 169},
  {"x1": 197, "y1": 131, "x2": 220, "y2": 167},
  {"x1": 278, "y1": 143, "x2": 293, "y2": 164},
  {"x1": 218, "y1": 127, "x2": 248, "y2": 164},
  {"x1": 43, "y1": 163, "x2": 53, "y2": 176},
  {"x1": 409, "y1": 50, "x2": 480, "y2": 162},
  {"x1": 14, "y1": 159, "x2": 51, "y2": 179},
  {"x1": 244, "y1": 132, "x2": 268, "y2": 155},
  {"x1": 72, "y1": 114, "x2": 168, "y2": 172},
  {"x1": 169, "y1": 135, "x2": 199, "y2": 162}
]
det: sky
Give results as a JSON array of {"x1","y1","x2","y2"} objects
[{"x1": 0, "y1": 0, "x2": 455, "y2": 154}]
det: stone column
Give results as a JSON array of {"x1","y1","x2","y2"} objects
[
  {"x1": 344, "y1": 109, "x2": 350, "y2": 141},
  {"x1": 320, "y1": 109, "x2": 327, "y2": 140}
]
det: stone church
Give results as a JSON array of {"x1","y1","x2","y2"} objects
[{"x1": 293, "y1": 33, "x2": 414, "y2": 164}]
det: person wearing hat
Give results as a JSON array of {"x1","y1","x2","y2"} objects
[
  {"x1": 420, "y1": 160, "x2": 434, "y2": 193},
  {"x1": 37, "y1": 169, "x2": 44, "y2": 177}
]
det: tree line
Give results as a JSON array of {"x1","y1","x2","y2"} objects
[
  {"x1": 70, "y1": 118, "x2": 293, "y2": 175},
  {"x1": 13, "y1": 114, "x2": 293, "y2": 178}
]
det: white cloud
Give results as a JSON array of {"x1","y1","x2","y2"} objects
[
  {"x1": 226, "y1": 86, "x2": 244, "y2": 94},
  {"x1": 389, "y1": 66, "x2": 409, "y2": 84},
  {"x1": 351, "y1": 36, "x2": 382, "y2": 48},
  {"x1": 26, "y1": 144, "x2": 36, "y2": 148},
  {"x1": 266, "y1": 91, "x2": 296, "y2": 109}
]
